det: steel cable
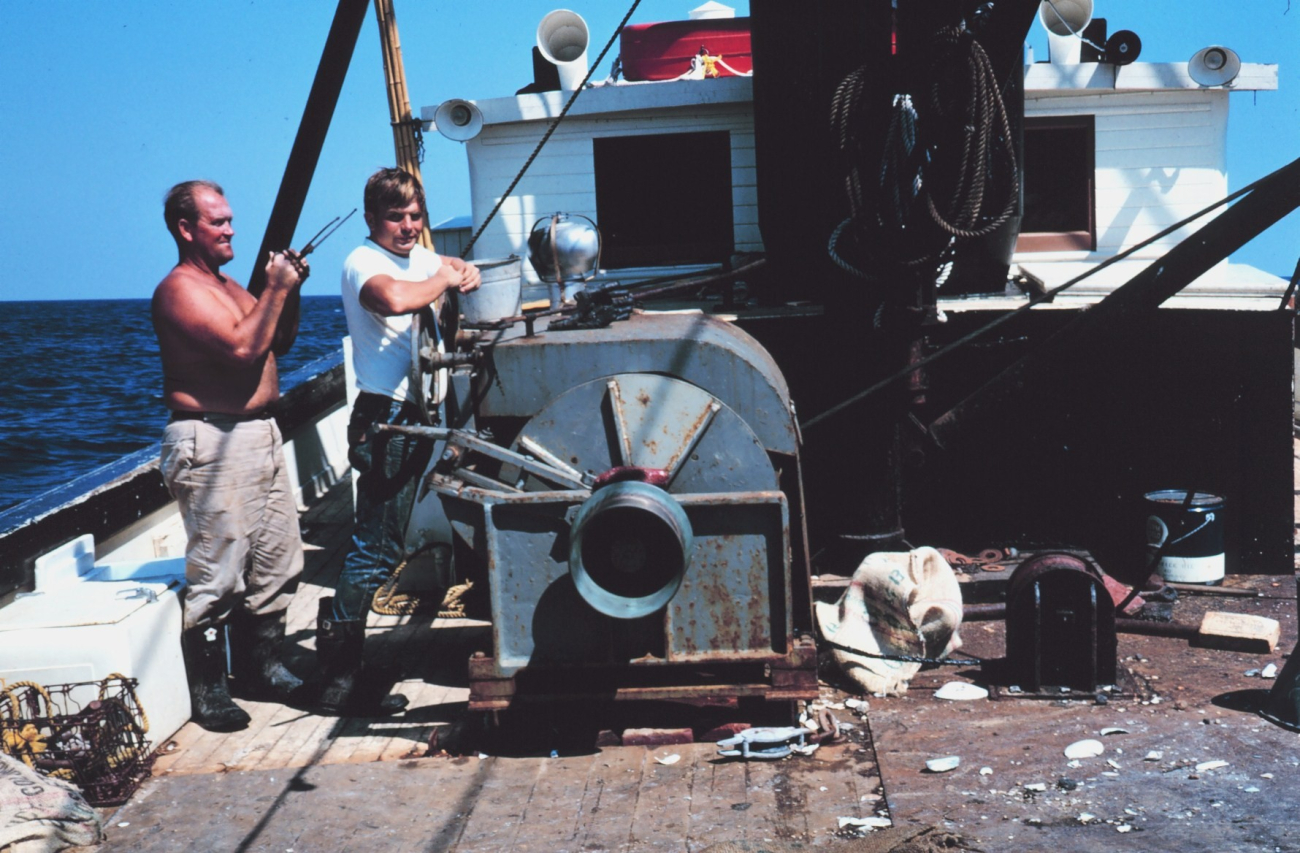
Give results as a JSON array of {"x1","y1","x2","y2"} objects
[{"x1": 460, "y1": 0, "x2": 643, "y2": 260}]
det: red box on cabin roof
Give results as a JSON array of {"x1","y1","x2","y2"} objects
[{"x1": 619, "y1": 18, "x2": 752, "y2": 82}]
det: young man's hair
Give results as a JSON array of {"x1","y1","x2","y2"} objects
[
  {"x1": 364, "y1": 168, "x2": 426, "y2": 219},
  {"x1": 163, "y1": 180, "x2": 225, "y2": 244}
]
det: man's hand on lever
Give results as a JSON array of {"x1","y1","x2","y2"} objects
[{"x1": 266, "y1": 249, "x2": 310, "y2": 292}]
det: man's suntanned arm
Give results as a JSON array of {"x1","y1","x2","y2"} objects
[
  {"x1": 271, "y1": 291, "x2": 301, "y2": 356},
  {"x1": 158, "y1": 255, "x2": 303, "y2": 366},
  {"x1": 359, "y1": 265, "x2": 467, "y2": 317}
]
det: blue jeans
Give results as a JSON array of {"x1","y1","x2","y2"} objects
[{"x1": 333, "y1": 393, "x2": 435, "y2": 621}]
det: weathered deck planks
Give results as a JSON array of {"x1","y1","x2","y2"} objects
[
  {"x1": 93, "y1": 471, "x2": 1300, "y2": 852},
  {"x1": 104, "y1": 740, "x2": 881, "y2": 852},
  {"x1": 105, "y1": 479, "x2": 878, "y2": 852}
]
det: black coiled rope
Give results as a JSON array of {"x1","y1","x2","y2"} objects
[
  {"x1": 923, "y1": 25, "x2": 1019, "y2": 240},
  {"x1": 827, "y1": 23, "x2": 1018, "y2": 280}
]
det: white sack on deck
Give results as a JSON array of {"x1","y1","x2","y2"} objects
[
  {"x1": 815, "y1": 546, "x2": 964, "y2": 695},
  {"x1": 0, "y1": 752, "x2": 102, "y2": 853}
]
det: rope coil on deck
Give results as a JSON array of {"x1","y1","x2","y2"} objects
[{"x1": 371, "y1": 554, "x2": 473, "y2": 619}]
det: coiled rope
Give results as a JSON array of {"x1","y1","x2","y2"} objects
[
  {"x1": 827, "y1": 23, "x2": 1018, "y2": 281},
  {"x1": 922, "y1": 25, "x2": 1019, "y2": 240},
  {"x1": 371, "y1": 548, "x2": 473, "y2": 619}
]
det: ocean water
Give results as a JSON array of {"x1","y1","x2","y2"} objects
[{"x1": 0, "y1": 296, "x2": 349, "y2": 515}]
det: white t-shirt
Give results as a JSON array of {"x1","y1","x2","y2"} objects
[{"x1": 341, "y1": 240, "x2": 443, "y2": 402}]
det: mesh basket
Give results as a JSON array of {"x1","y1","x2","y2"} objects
[{"x1": 0, "y1": 675, "x2": 156, "y2": 806}]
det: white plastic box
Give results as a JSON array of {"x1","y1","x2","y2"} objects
[{"x1": 0, "y1": 534, "x2": 191, "y2": 746}]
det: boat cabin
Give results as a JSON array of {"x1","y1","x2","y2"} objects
[{"x1": 426, "y1": 9, "x2": 1282, "y2": 307}]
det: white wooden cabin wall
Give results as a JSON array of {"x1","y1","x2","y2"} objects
[
  {"x1": 465, "y1": 102, "x2": 758, "y2": 281},
  {"x1": 457, "y1": 79, "x2": 1245, "y2": 278},
  {"x1": 1019, "y1": 89, "x2": 1229, "y2": 262}
]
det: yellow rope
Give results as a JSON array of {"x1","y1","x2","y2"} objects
[
  {"x1": 371, "y1": 555, "x2": 421, "y2": 615},
  {"x1": 370, "y1": 554, "x2": 472, "y2": 619},
  {"x1": 1, "y1": 681, "x2": 52, "y2": 722},
  {"x1": 99, "y1": 673, "x2": 149, "y2": 735},
  {"x1": 0, "y1": 682, "x2": 53, "y2": 767},
  {"x1": 437, "y1": 581, "x2": 473, "y2": 619}
]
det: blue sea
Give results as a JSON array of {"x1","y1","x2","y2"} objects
[{"x1": 0, "y1": 296, "x2": 349, "y2": 515}]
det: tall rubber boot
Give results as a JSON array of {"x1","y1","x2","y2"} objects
[
  {"x1": 181, "y1": 625, "x2": 251, "y2": 732},
  {"x1": 229, "y1": 610, "x2": 305, "y2": 702},
  {"x1": 315, "y1": 597, "x2": 409, "y2": 716}
]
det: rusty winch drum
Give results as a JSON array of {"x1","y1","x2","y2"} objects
[{"x1": 568, "y1": 479, "x2": 693, "y2": 619}]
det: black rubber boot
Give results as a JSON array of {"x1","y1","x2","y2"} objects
[
  {"x1": 229, "y1": 610, "x2": 305, "y2": 702},
  {"x1": 181, "y1": 625, "x2": 251, "y2": 732},
  {"x1": 315, "y1": 597, "x2": 409, "y2": 716}
]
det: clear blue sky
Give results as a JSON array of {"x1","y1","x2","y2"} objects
[{"x1": 0, "y1": 1, "x2": 1295, "y2": 301}]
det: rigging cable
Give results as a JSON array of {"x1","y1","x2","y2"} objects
[
  {"x1": 459, "y1": 0, "x2": 643, "y2": 260},
  {"x1": 801, "y1": 176, "x2": 1268, "y2": 433}
]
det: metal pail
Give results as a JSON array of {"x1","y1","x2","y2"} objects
[
  {"x1": 1143, "y1": 490, "x2": 1226, "y2": 584},
  {"x1": 460, "y1": 255, "x2": 521, "y2": 325}
]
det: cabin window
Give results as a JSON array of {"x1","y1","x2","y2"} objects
[
  {"x1": 593, "y1": 131, "x2": 734, "y2": 267},
  {"x1": 1017, "y1": 115, "x2": 1095, "y2": 252}
]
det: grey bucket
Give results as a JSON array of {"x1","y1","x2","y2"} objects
[
  {"x1": 1143, "y1": 490, "x2": 1226, "y2": 585},
  {"x1": 460, "y1": 255, "x2": 521, "y2": 325}
]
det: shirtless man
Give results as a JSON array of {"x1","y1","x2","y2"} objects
[{"x1": 152, "y1": 180, "x2": 308, "y2": 731}]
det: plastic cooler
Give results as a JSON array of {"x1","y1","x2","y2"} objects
[{"x1": 0, "y1": 534, "x2": 191, "y2": 746}]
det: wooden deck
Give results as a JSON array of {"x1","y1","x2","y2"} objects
[
  {"x1": 97, "y1": 482, "x2": 887, "y2": 852},
  {"x1": 142, "y1": 482, "x2": 489, "y2": 776},
  {"x1": 92, "y1": 472, "x2": 1300, "y2": 852}
]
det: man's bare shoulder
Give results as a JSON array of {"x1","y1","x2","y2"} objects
[
  {"x1": 155, "y1": 264, "x2": 246, "y2": 295},
  {"x1": 153, "y1": 265, "x2": 250, "y2": 316}
]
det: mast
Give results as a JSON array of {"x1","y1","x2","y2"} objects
[
  {"x1": 374, "y1": 0, "x2": 433, "y2": 251},
  {"x1": 248, "y1": 0, "x2": 371, "y2": 354}
]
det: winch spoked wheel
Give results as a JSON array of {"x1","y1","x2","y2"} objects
[
  {"x1": 409, "y1": 307, "x2": 443, "y2": 426},
  {"x1": 500, "y1": 372, "x2": 779, "y2": 624},
  {"x1": 504, "y1": 373, "x2": 779, "y2": 498}
]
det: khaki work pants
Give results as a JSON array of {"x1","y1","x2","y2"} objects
[{"x1": 160, "y1": 415, "x2": 304, "y2": 630}]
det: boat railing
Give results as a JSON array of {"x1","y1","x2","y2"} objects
[{"x1": 0, "y1": 350, "x2": 349, "y2": 603}]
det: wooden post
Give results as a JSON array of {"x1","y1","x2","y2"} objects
[{"x1": 373, "y1": 0, "x2": 433, "y2": 252}]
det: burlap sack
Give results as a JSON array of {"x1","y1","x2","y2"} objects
[
  {"x1": 815, "y1": 546, "x2": 964, "y2": 695},
  {"x1": 0, "y1": 753, "x2": 102, "y2": 853}
]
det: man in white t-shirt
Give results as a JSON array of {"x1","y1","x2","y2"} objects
[{"x1": 318, "y1": 168, "x2": 480, "y2": 715}]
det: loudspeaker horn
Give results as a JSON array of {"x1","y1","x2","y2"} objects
[
  {"x1": 537, "y1": 9, "x2": 590, "y2": 91},
  {"x1": 1038, "y1": 0, "x2": 1092, "y2": 64},
  {"x1": 1188, "y1": 46, "x2": 1241, "y2": 87},
  {"x1": 1105, "y1": 30, "x2": 1142, "y2": 66},
  {"x1": 433, "y1": 99, "x2": 483, "y2": 142}
]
